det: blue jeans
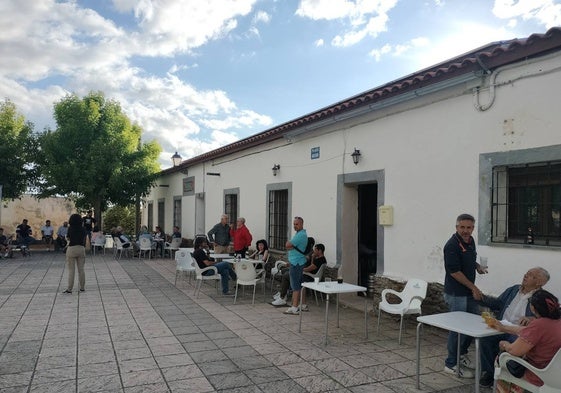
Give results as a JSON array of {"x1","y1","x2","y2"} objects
[
  {"x1": 204, "y1": 261, "x2": 236, "y2": 294},
  {"x1": 480, "y1": 333, "x2": 516, "y2": 375},
  {"x1": 444, "y1": 293, "x2": 480, "y2": 368},
  {"x1": 289, "y1": 264, "x2": 304, "y2": 291}
]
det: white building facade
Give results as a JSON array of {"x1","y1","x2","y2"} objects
[{"x1": 145, "y1": 28, "x2": 561, "y2": 295}]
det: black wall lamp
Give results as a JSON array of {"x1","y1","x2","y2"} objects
[
  {"x1": 272, "y1": 164, "x2": 280, "y2": 176},
  {"x1": 171, "y1": 151, "x2": 182, "y2": 167},
  {"x1": 351, "y1": 148, "x2": 361, "y2": 165}
]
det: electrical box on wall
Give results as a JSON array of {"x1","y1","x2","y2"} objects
[{"x1": 379, "y1": 205, "x2": 394, "y2": 226}]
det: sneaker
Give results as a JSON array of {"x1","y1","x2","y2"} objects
[
  {"x1": 272, "y1": 297, "x2": 287, "y2": 306},
  {"x1": 272, "y1": 291, "x2": 281, "y2": 300},
  {"x1": 300, "y1": 304, "x2": 309, "y2": 312},
  {"x1": 460, "y1": 354, "x2": 474, "y2": 369},
  {"x1": 479, "y1": 371, "x2": 494, "y2": 388},
  {"x1": 444, "y1": 365, "x2": 474, "y2": 379},
  {"x1": 284, "y1": 306, "x2": 299, "y2": 315}
]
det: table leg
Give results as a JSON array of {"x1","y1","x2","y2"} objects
[
  {"x1": 324, "y1": 294, "x2": 330, "y2": 346},
  {"x1": 456, "y1": 332, "x2": 461, "y2": 377},
  {"x1": 336, "y1": 293, "x2": 340, "y2": 328},
  {"x1": 475, "y1": 338, "x2": 480, "y2": 393},
  {"x1": 363, "y1": 293, "x2": 368, "y2": 339},
  {"x1": 416, "y1": 322, "x2": 422, "y2": 389},
  {"x1": 298, "y1": 288, "x2": 304, "y2": 333}
]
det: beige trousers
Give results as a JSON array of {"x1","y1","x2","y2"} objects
[
  {"x1": 213, "y1": 244, "x2": 230, "y2": 254},
  {"x1": 66, "y1": 245, "x2": 86, "y2": 291}
]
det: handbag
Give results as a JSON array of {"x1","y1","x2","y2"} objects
[{"x1": 506, "y1": 359, "x2": 526, "y2": 378}]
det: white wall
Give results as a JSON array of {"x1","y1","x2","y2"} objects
[{"x1": 148, "y1": 52, "x2": 561, "y2": 296}]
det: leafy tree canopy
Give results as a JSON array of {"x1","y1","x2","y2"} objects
[
  {"x1": 37, "y1": 92, "x2": 161, "y2": 218},
  {"x1": 103, "y1": 205, "x2": 136, "y2": 236},
  {"x1": 0, "y1": 99, "x2": 37, "y2": 200}
]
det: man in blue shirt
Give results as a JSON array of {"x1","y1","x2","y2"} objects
[{"x1": 284, "y1": 216, "x2": 308, "y2": 315}]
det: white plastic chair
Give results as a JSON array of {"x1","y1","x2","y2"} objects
[
  {"x1": 377, "y1": 278, "x2": 427, "y2": 344},
  {"x1": 174, "y1": 249, "x2": 195, "y2": 286},
  {"x1": 493, "y1": 348, "x2": 561, "y2": 393},
  {"x1": 164, "y1": 237, "x2": 182, "y2": 259},
  {"x1": 234, "y1": 260, "x2": 265, "y2": 305},
  {"x1": 192, "y1": 254, "x2": 221, "y2": 298},
  {"x1": 270, "y1": 260, "x2": 287, "y2": 293},
  {"x1": 113, "y1": 237, "x2": 132, "y2": 259},
  {"x1": 138, "y1": 237, "x2": 153, "y2": 259},
  {"x1": 303, "y1": 263, "x2": 327, "y2": 305},
  {"x1": 92, "y1": 236, "x2": 106, "y2": 255}
]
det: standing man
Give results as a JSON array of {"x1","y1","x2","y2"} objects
[
  {"x1": 208, "y1": 214, "x2": 231, "y2": 254},
  {"x1": 55, "y1": 221, "x2": 69, "y2": 252},
  {"x1": 41, "y1": 220, "x2": 55, "y2": 251},
  {"x1": 443, "y1": 213, "x2": 487, "y2": 378},
  {"x1": 82, "y1": 210, "x2": 96, "y2": 249},
  {"x1": 283, "y1": 216, "x2": 308, "y2": 315},
  {"x1": 230, "y1": 217, "x2": 252, "y2": 258}
]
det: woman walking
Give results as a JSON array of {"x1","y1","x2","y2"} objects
[{"x1": 63, "y1": 213, "x2": 86, "y2": 293}]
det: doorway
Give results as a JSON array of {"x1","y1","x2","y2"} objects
[{"x1": 358, "y1": 183, "x2": 378, "y2": 288}]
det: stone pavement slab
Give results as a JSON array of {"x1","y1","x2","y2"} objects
[{"x1": 0, "y1": 251, "x2": 488, "y2": 392}]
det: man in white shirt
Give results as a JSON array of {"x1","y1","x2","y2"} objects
[
  {"x1": 478, "y1": 267, "x2": 550, "y2": 387},
  {"x1": 41, "y1": 220, "x2": 55, "y2": 251},
  {"x1": 55, "y1": 221, "x2": 68, "y2": 251}
]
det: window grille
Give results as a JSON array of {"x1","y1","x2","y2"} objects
[{"x1": 268, "y1": 189, "x2": 288, "y2": 250}]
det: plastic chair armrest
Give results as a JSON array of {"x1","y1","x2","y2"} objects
[{"x1": 200, "y1": 266, "x2": 219, "y2": 275}]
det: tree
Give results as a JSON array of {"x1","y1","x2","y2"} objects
[
  {"x1": 103, "y1": 205, "x2": 136, "y2": 235},
  {"x1": 0, "y1": 100, "x2": 37, "y2": 199},
  {"x1": 37, "y1": 92, "x2": 161, "y2": 225}
]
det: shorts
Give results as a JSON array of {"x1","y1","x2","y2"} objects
[{"x1": 289, "y1": 263, "x2": 304, "y2": 291}]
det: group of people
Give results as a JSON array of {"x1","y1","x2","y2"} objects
[
  {"x1": 443, "y1": 213, "x2": 561, "y2": 391},
  {"x1": 207, "y1": 214, "x2": 253, "y2": 257}
]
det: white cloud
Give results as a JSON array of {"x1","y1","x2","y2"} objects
[
  {"x1": 493, "y1": 0, "x2": 561, "y2": 28},
  {"x1": 368, "y1": 37, "x2": 428, "y2": 61},
  {"x1": 297, "y1": 0, "x2": 398, "y2": 47},
  {"x1": 315, "y1": 38, "x2": 325, "y2": 47},
  {"x1": 253, "y1": 10, "x2": 271, "y2": 24}
]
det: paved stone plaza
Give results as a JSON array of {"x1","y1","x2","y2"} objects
[{"x1": 0, "y1": 251, "x2": 485, "y2": 392}]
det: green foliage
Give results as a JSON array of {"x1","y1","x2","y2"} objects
[
  {"x1": 36, "y1": 91, "x2": 161, "y2": 216},
  {"x1": 103, "y1": 205, "x2": 136, "y2": 235},
  {"x1": 0, "y1": 100, "x2": 38, "y2": 199}
]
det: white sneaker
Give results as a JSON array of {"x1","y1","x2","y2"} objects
[
  {"x1": 460, "y1": 354, "x2": 474, "y2": 370},
  {"x1": 300, "y1": 304, "x2": 309, "y2": 312},
  {"x1": 444, "y1": 365, "x2": 474, "y2": 379},
  {"x1": 284, "y1": 306, "x2": 299, "y2": 315},
  {"x1": 272, "y1": 291, "x2": 281, "y2": 300},
  {"x1": 272, "y1": 297, "x2": 287, "y2": 306}
]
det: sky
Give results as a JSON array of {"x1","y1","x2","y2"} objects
[{"x1": 1, "y1": 0, "x2": 560, "y2": 168}]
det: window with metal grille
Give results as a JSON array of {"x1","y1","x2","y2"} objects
[
  {"x1": 147, "y1": 202, "x2": 153, "y2": 232},
  {"x1": 492, "y1": 161, "x2": 561, "y2": 246},
  {"x1": 224, "y1": 193, "x2": 238, "y2": 224},
  {"x1": 268, "y1": 189, "x2": 288, "y2": 250},
  {"x1": 173, "y1": 198, "x2": 181, "y2": 228},
  {"x1": 158, "y1": 199, "x2": 165, "y2": 231}
]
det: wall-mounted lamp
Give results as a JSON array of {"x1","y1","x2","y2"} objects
[
  {"x1": 351, "y1": 148, "x2": 361, "y2": 165},
  {"x1": 171, "y1": 151, "x2": 182, "y2": 167},
  {"x1": 158, "y1": 184, "x2": 169, "y2": 188},
  {"x1": 272, "y1": 164, "x2": 280, "y2": 176},
  {"x1": 206, "y1": 172, "x2": 221, "y2": 176}
]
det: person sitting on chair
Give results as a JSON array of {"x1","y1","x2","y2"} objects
[
  {"x1": 491, "y1": 289, "x2": 561, "y2": 392},
  {"x1": 192, "y1": 237, "x2": 237, "y2": 296},
  {"x1": 55, "y1": 221, "x2": 68, "y2": 252},
  {"x1": 41, "y1": 220, "x2": 54, "y2": 251},
  {"x1": 16, "y1": 219, "x2": 35, "y2": 250}
]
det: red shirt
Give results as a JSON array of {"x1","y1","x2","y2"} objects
[
  {"x1": 519, "y1": 317, "x2": 561, "y2": 386},
  {"x1": 230, "y1": 225, "x2": 252, "y2": 251}
]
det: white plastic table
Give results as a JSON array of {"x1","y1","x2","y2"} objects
[
  {"x1": 298, "y1": 281, "x2": 368, "y2": 345},
  {"x1": 416, "y1": 311, "x2": 503, "y2": 393}
]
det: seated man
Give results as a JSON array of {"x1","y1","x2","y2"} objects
[
  {"x1": 41, "y1": 220, "x2": 54, "y2": 251},
  {"x1": 478, "y1": 267, "x2": 550, "y2": 388},
  {"x1": 192, "y1": 237, "x2": 237, "y2": 296},
  {"x1": 55, "y1": 221, "x2": 68, "y2": 251},
  {"x1": 272, "y1": 244, "x2": 327, "y2": 311},
  {"x1": 0, "y1": 228, "x2": 11, "y2": 258},
  {"x1": 16, "y1": 219, "x2": 35, "y2": 249}
]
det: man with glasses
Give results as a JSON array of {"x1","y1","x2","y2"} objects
[
  {"x1": 477, "y1": 267, "x2": 550, "y2": 388},
  {"x1": 283, "y1": 216, "x2": 308, "y2": 315}
]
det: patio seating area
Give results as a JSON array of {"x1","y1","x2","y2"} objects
[{"x1": 0, "y1": 251, "x2": 485, "y2": 392}]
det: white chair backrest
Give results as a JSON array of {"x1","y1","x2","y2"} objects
[
  {"x1": 403, "y1": 279, "x2": 428, "y2": 309},
  {"x1": 113, "y1": 237, "x2": 123, "y2": 249},
  {"x1": 237, "y1": 260, "x2": 257, "y2": 281},
  {"x1": 169, "y1": 237, "x2": 182, "y2": 248},
  {"x1": 93, "y1": 236, "x2": 106, "y2": 246},
  {"x1": 540, "y1": 347, "x2": 561, "y2": 388},
  {"x1": 175, "y1": 250, "x2": 193, "y2": 270},
  {"x1": 105, "y1": 235, "x2": 114, "y2": 249},
  {"x1": 314, "y1": 263, "x2": 327, "y2": 279},
  {"x1": 139, "y1": 237, "x2": 152, "y2": 248}
]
